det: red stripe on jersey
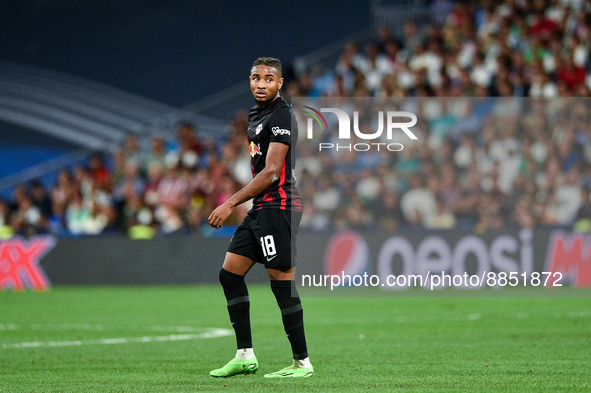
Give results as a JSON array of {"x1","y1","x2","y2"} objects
[
  {"x1": 262, "y1": 189, "x2": 273, "y2": 204},
  {"x1": 278, "y1": 162, "x2": 287, "y2": 210}
]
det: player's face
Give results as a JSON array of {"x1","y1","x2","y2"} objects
[{"x1": 250, "y1": 65, "x2": 283, "y2": 106}]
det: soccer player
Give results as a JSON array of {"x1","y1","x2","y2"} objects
[{"x1": 208, "y1": 57, "x2": 313, "y2": 378}]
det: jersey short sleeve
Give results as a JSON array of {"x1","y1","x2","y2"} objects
[{"x1": 268, "y1": 107, "x2": 292, "y2": 146}]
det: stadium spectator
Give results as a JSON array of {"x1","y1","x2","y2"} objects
[
  {"x1": 400, "y1": 175, "x2": 437, "y2": 227},
  {"x1": 336, "y1": 198, "x2": 374, "y2": 231},
  {"x1": 313, "y1": 174, "x2": 341, "y2": 216},
  {"x1": 48, "y1": 199, "x2": 67, "y2": 235},
  {"x1": 157, "y1": 166, "x2": 189, "y2": 214},
  {"x1": 372, "y1": 189, "x2": 403, "y2": 231},
  {"x1": 121, "y1": 190, "x2": 145, "y2": 232},
  {"x1": 431, "y1": 196, "x2": 457, "y2": 229},
  {"x1": 88, "y1": 153, "x2": 111, "y2": 192},
  {"x1": 111, "y1": 149, "x2": 127, "y2": 186},
  {"x1": 143, "y1": 164, "x2": 164, "y2": 208},
  {"x1": 556, "y1": 56, "x2": 587, "y2": 91},
  {"x1": 401, "y1": 21, "x2": 424, "y2": 59},
  {"x1": 574, "y1": 187, "x2": 591, "y2": 232},
  {"x1": 30, "y1": 180, "x2": 52, "y2": 219},
  {"x1": 376, "y1": 25, "x2": 395, "y2": 54},
  {"x1": 355, "y1": 42, "x2": 395, "y2": 94},
  {"x1": 112, "y1": 161, "x2": 145, "y2": 202},
  {"x1": 65, "y1": 191, "x2": 91, "y2": 235},
  {"x1": 145, "y1": 137, "x2": 168, "y2": 173},
  {"x1": 128, "y1": 205, "x2": 157, "y2": 239},
  {"x1": 123, "y1": 134, "x2": 145, "y2": 168},
  {"x1": 154, "y1": 203, "x2": 183, "y2": 234},
  {"x1": 10, "y1": 194, "x2": 43, "y2": 237},
  {"x1": 174, "y1": 122, "x2": 203, "y2": 170},
  {"x1": 553, "y1": 167, "x2": 583, "y2": 224},
  {"x1": 0, "y1": 199, "x2": 14, "y2": 239}
]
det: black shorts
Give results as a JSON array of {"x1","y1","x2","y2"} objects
[{"x1": 227, "y1": 209, "x2": 302, "y2": 268}]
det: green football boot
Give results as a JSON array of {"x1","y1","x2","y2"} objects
[
  {"x1": 263, "y1": 361, "x2": 314, "y2": 378},
  {"x1": 209, "y1": 356, "x2": 259, "y2": 377}
]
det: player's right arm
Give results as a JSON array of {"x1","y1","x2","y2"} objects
[{"x1": 208, "y1": 142, "x2": 288, "y2": 228}]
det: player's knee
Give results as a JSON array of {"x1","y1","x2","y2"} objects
[{"x1": 219, "y1": 268, "x2": 245, "y2": 287}]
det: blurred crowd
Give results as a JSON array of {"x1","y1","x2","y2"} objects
[
  {"x1": 0, "y1": 122, "x2": 253, "y2": 238},
  {"x1": 285, "y1": 0, "x2": 591, "y2": 99},
  {"x1": 293, "y1": 97, "x2": 591, "y2": 233},
  {"x1": 2, "y1": 0, "x2": 591, "y2": 238}
]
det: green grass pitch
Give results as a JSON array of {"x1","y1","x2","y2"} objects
[{"x1": 1, "y1": 285, "x2": 590, "y2": 392}]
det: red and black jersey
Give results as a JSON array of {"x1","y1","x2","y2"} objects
[{"x1": 247, "y1": 96, "x2": 302, "y2": 212}]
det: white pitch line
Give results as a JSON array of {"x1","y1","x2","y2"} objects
[
  {"x1": 0, "y1": 324, "x2": 20, "y2": 331},
  {"x1": 30, "y1": 323, "x2": 105, "y2": 331},
  {"x1": 146, "y1": 326, "x2": 205, "y2": 333},
  {"x1": 1, "y1": 328, "x2": 233, "y2": 349}
]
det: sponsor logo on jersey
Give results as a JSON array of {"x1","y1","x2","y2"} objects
[
  {"x1": 249, "y1": 141, "x2": 262, "y2": 157},
  {"x1": 255, "y1": 124, "x2": 263, "y2": 135},
  {"x1": 271, "y1": 126, "x2": 290, "y2": 136}
]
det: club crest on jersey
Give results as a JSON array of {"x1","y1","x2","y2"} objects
[
  {"x1": 249, "y1": 141, "x2": 262, "y2": 157},
  {"x1": 255, "y1": 124, "x2": 263, "y2": 135}
]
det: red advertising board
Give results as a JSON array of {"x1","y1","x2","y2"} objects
[{"x1": 0, "y1": 236, "x2": 56, "y2": 291}]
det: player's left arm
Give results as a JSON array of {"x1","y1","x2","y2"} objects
[{"x1": 208, "y1": 141, "x2": 289, "y2": 228}]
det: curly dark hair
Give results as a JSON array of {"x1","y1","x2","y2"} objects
[{"x1": 251, "y1": 57, "x2": 282, "y2": 76}]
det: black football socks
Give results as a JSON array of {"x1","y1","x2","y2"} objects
[
  {"x1": 219, "y1": 268, "x2": 252, "y2": 349},
  {"x1": 270, "y1": 280, "x2": 309, "y2": 360}
]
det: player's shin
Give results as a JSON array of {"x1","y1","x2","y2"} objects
[
  {"x1": 270, "y1": 280, "x2": 308, "y2": 360},
  {"x1": 219, "y1": 268, "x2": 252, "y2": 350}
]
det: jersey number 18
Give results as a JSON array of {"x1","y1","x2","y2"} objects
[{"x1": 260, "y1": 235, "x2": 277, "y2": 257}]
